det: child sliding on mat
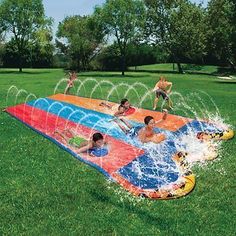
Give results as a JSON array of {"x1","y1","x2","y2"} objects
[
  {"x1": 114, "y1": 109, "x2": 168, "y2": 144},
  {"x1": 114, "y1": 98, "x2": 134, "y2": 117},
  {"x1": 100, "y1": 98, "x2": 135, "y2": 116},
  {"x1": 54, "y1": 129, "x2": 107, "y2": 154}
]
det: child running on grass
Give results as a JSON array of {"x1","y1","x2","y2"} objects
[
  {"x1": 113, "y1": 109, "x2": 168, "y2": 144},
  {"x1": 54, "y1": 129, "x2": 107, "y2": 155},
  {"x1": 64, "y1": 71, "x2": 77, "y2": 95},
  {"x1": 153, "y1": 76, "x2": 173, "y2": 110}
]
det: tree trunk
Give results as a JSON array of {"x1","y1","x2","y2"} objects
[
  {"x1": 18, "y1": 50, "x2": 23, "y2": 73},
  {"x1": 177, "y1": 62, "x2": 183, "y2": 74},
  {"x1": 228, "y1": 59, "x2": 236, "y2": 71},
  {"x1": 121, "y1": 54, "x2": 126, "y2": 76}
]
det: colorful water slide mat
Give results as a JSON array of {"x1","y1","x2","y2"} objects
[{"x1": 6, "y1": 94, "x2": 233, "y2": 199}]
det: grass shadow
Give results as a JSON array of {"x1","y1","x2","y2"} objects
[
  {"x1": 0, "y1": 70, "x2": 52, "y2": 75},
  {"x1": 80, "y1": 72, "x2": 149, "y2": 78},
  {"x1": 128, "y1": 69, "x2": 180, "y2": 75},
  {"x1": 215, "y1": 67, "x2": 236, "y2": 76},
  {"x1": 129, "y1": 69, "x2": 215, "y2": 76},
  {"x1": 214, "y1": 81, "x2": 236, "y2": 84},
  {"x1": 87, "y1": 187, "x2": 174, "y2": 233},
  {"x1": 129, "y1": 65, "x2": 236, "y2": 76}
]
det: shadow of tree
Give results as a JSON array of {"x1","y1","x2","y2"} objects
[
  {"x1": 0, "y1": 70, "x2": 51, "y2": 75},
  {"x1": 129, "y1": 65, "x2": 236, "y2": 76},
  {"x1": 214, "y1": 81, "x2": 236, "y2": 84},
  {"x1": 80, "y1": 72, "x2": 149, "y2": 78}
]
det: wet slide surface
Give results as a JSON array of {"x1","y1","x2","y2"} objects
[{"x1": 6, "y1": 94, "x2": 225, "y2": 199}]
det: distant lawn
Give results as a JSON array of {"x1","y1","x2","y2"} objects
[
  {"x1": 0, "y1": 68, "x2": 235, "y2": 235},
  {"x1": 129, "y1": 63, "x2": 221, "y2": 74}
]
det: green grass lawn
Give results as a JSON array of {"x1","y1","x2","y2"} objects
[
  {"x1": 0, "y1": 68, "x2": 235, "y2": 235},
  {"x1": 129, "y1": 63, "x2": 221, "y2": 75}
]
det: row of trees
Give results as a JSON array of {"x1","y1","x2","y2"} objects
[{"x1": 0, "y1": 0, "x2": 236, "y2": 74}]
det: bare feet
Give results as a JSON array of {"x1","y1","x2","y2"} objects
[
  {"x1": 99, "y1": 102, "x2": 106, "y2": 106},
  {"x1": 99, "y1": 102, "x2": 112, "y2": 109}
]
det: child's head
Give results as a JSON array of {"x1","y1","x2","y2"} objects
[
  {"x1": 70, "y1": 71, "x2": 76, "y2": 79},
  {"x1": 92, "y1": 132, "x2": 104, "y2": 147},
  {"x1": 144, "y1": 116, "x2": 155, "y2": 128},
  {"x1": 120, "y1": 98, "x2": 130, "y2": 108},
  {"x1": 160, "y1": 76, "x2": 166, "y2": 82}
]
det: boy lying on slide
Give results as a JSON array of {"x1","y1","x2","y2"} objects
[
  {"x1": 114, "y1": 110, "x2": 168, "y2": 144},
  {"x1": 114, "y1": 98, "x2": 134, "y2": 117},
  {"x1": 54, "y1": 129, "x2": 107, "y2": 155},
  {"x1": 100, "y1": 98, "x2": 135, "y2": 116}
]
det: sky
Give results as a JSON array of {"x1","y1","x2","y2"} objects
[
  {"x1": 43, "y1": 0, "x2": 106, "y2": 35},
  {"x1": 43, "y1": 0, "x2": 208, "y2": 36}
]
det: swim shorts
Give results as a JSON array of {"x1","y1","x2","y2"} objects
[{"x1": 155, "y1": 89, "x2": 169, "y2": 100}]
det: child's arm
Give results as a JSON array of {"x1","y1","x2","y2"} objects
[
  {"x1": 155, "y1": 109, "x2": 168, "y2": 125},
  {"x1": 152, "y1": 82, "x2": 159, "y2": 92},
  {"x1": 104, "y1": 138, "x2": 109, "y2": 146},
  {"x1": 114, "y1": 107, "x2": 125, "y2": 117},
  {"x1": 138, "y1": 129, "x2": 165, "y2": 144},
  {"x1": 138, "y1": 129, "x2": 153, "y2": 143},
  {"x1": 166, "y1": 82, "x2": 172, "y2": 93},
  {"x1": 139, "y1": 135, "x2": 155, "y2": 143},
  {"x1": 76, "y1": 141, "x2": 92, "y2": 154}
]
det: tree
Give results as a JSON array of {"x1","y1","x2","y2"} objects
[
  {"x1": 95, "y1": 43, "x2": 121, "y2": 71},
  {"x1": 126, "y1": 43, "x2": 162, "y2": 69},
  {"x1": 56, "y1": 15, "x2": 104, "y2": 71},
  {"x1": 0, "y1": 0, "x2": 52, "y2": 72},
  {"x1": 0, "y1": 29, "x2": 5, "y2": 67},
  {"x1": 2, "y1": 37, "x2": 54, "y2": 68},
  {"x1": 94, "y1": 0, "x2": 146, "y2": 76},
  {"x1": 30, "y1": 28, "x2": 54, "y2": 67},
  {"x1": 231, "y1": 0, "x2": 236, "y2": 67},
  {"x1": 145, "y1": 0, "x2": 207, "y2": 73},
  {"x1": 206, "y1": 0, "x2": 235, "y2": 69}
]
